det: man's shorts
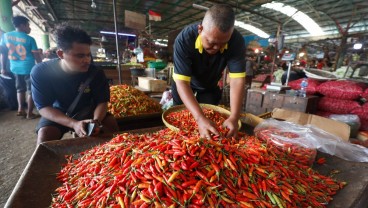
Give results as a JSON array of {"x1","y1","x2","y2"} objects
[
  {"x1": 35, "y1": 117, "x2": 72, "y2": 137},
  {"x1": 14, "y1": 74, "x2": 31, "y2": 93},
  {"x1": 35, "y1": 112, "x2": 115, "y2": 137}
]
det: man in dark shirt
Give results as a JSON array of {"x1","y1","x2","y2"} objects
[
  {"x1": 172, "y1": 4, "x2": 246, "y2": 139},
  {"x1": 31, "y1": 24, "x2": 118, "y2": 145}
]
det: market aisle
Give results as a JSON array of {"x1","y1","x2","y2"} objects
[{"x1": 0, "y1": 110, "x2": 39, "y2": 207}]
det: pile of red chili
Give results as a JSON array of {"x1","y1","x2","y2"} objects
[
  {"x1": 52, "y1": 129, "x2": 344, "y2": 207},
  {"x1": 165, "y1": 108, "x2": 229, "y2": 134},
  {"x1": 108, "y1": 85, "x2": 162, "y2": 118}
]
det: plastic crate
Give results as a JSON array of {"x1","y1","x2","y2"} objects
[{"x1": 147, "y1": 61, "x2": 167, "y2": 70}]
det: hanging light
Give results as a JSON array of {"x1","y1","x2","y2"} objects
[
  {"x1": 91, "y1": 0, "x2": 97, "y2": 9},
  {"x1": 101, "y1": 36, "x2": 107, "y2": 42},
  {"x1": 353, "y1": 43, "x2": 362, "y2": 50}
]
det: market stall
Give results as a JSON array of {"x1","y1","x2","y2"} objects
[
  {"x1": 5, "y1": 104, "x2": 368, "y2": 207},
  {"x1": 4, "y1": 126, "x2": 368, "y2": 208}
]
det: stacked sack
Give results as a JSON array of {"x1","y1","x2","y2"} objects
[
  {"x1": 288, "y1": 78, "x2": 321, "y2": 95},
  {"x1": 316, "y1": 80, "x2": 368, "y2": 131}
]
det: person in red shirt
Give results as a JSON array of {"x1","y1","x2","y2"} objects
[{"x1": 317, "y1": 59, "x2": 324, "y2": 69}]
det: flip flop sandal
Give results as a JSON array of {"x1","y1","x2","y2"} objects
[
  {"x1": 16, "y1": 111, "x2": 27, "y2": 117},
  {"x1": 26, "y1": 114, "x2": 41, "y2": 120}
]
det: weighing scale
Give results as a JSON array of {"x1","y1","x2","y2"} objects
[{"x1": 266, "y1": 53, "x2": 295, "y2": 92}]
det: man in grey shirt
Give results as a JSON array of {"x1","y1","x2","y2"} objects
[{"x1": 245, "y1": 55, "x2": 256, "y2": 88}]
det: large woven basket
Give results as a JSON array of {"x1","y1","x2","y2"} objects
[{"x1": 162, "y1": 104, "x2": 241, "y2": 132}]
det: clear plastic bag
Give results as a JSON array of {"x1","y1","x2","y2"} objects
[
  {"x1": 254, "y1": 119, "x2": 368, "y2": 163},
  {"x1": 254, "y1": 119, "x2": 317, "y2": 166}
]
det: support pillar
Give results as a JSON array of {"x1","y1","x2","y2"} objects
[
  {"x1": 42, "y1": 33, "x2": 50, "y2": 50},
  {"x1": 0, "y1": 0, "x2": 14, "y2": 32}
]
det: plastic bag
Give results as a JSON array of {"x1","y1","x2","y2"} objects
[
  {"x1": 254, "y1": 119, "x2": 368, "y2": 163},
  {"x1": 329, "y1": 114, "x2": 361, "y2": 138},
  {"x1": 254, "y1": 119, "x2": 317, "y2": 166},
  {"x1": 160, "y1": 90, "x2": 173, "y2": 110}
]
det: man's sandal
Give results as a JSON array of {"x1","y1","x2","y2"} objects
[
  {"x1": 16, "y1": 111, "x2": 27, "y2": 117},
  {"x1": 26, "y1": 113, "x2": 41, "y2": 120}
]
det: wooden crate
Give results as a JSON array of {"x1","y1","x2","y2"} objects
[{"x1": 138, "y1": 77, "x2": 167, "y2": 92}]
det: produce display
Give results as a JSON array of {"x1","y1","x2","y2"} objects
[
  {"x1": 164, "y1": 107, "x2": 229, "y2": 134},
  {"x1": 318, "y1": 97, "x2": 361, "y2": 114},
  {"x1": 316, "y1": 80, "x2": 364, "y2": 100},
  {"x1": 108, "y1": 85, "x2": 162, "y2": 118},
  {"x1": 288, "y1": 78, "x2": 321, "y2": 95},
  {"x1": 51, "y1": 109, "x2": 345, "y2": 208},
  {"x1": 362, "y1": 88, "x2": 368, "y2": 100}
]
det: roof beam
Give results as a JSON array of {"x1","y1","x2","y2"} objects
[{"x1": 209, "y1": 0, "x2": 280, "y2": 24}]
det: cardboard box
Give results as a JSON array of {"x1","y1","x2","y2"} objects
[
  {"x1": 138, "y1": 77, "x2": 167, "y2": 92},
  {"x1": 271, "y1": 108, "x2": 350, "y2": 141}
]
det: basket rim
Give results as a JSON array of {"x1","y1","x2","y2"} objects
[{"x1": 162, "y1": 103, "x2": 241, "y2": 132}]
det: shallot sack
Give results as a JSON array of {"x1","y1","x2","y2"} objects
[
  {"x1": 254, "y1": 119, "x2": 368, "y2": 162},
  {"x1": 288, "y1": 78, "x2": 320, "y2": 95},
  {"x1": 362, "y1": 88, "x2": 368, "y2": 100},
  {"x1": 317, "y1": 80, "x2": 364, "y2": 100}
]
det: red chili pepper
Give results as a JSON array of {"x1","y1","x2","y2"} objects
[
  {"x1": 189, "y1": 161, "x2": 200, "y2": 170},
  {"x1": 182, "y1": 180, "x2": 198, "y2": 188},
  {"x1": 181, "y1": 161, "x2": 189, "y2": 170}
]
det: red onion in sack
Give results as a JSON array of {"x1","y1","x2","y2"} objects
[
  {"x1": 351, "y1": 107, "x2": 368, "y2": 121},
  {"x1": 351, "y1": 103, "x2": 368, "y2": 121},
  {"x1": 362, "y1": 88, "x2": 368, "y2": 100},
  {"x1": 288, "y1": 78, "x2": 321, "y2": 95},
  {"x1": 318, "y1": 97, "x2": 361, "y2": 114},
  {"x1": 317, "y1": 80, "x2": 363, "y2": 100}
]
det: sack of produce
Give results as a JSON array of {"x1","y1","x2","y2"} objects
[
  {"x1": 317, "y1": 80, "x2": 364, "y2": 100},
  {"x1": 255, "y1": 119, "x2": 368, "y2": 162},
  {"x1": 287, "y1": 78, "x2": 321, "y2": 95},
  {"x1": 362, "y1": 88, "x2": 368, "y2": 100},
  {"x1": 318, "y1": 97, "x2": 361, "y2": 114},
  {"x1": 329, "y1": 114, "x2": 361, "y2": 138},
  {"x1": 254, "y1": 119, "x2": 317, "y2": 166},
  {"x1": 351, "y1": 106, "x2": 368, "y2": 121}
]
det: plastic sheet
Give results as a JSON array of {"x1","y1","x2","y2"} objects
[{"x1": 254, "y1": 119, "x2": 368, "y2": 163}]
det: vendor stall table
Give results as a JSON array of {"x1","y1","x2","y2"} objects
[
  {"x1": 5, "y1": 127, "x2": 368, "y2": 208},
  {"x1": 115, "y1": 113, "x2": 163, "y2": 131}
]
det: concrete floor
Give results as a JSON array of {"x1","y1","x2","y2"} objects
[{"x1": 0, "y1": 110, "x2": 42, "y2": 207}]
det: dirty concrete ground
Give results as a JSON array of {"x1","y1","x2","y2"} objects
[
  {"x1": 0, "y1": 109, "x2": 73, "y2": 207},
  {"x1": 0, "y1": 109, "x2": 40, "y2": 207}
]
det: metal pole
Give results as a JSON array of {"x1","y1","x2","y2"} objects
[
  {"x1": 271, "y1": 23, "x2": 281, "y2": 83},
  {"x1": 285, "y1": 61, "x2": 292, "y2": 86},
  {"x1": 113, "y1": 0, "x2": 122, "y2": 84}
]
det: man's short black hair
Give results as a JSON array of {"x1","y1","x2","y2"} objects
[
  {"x1": 205, "y1": 4, "x2": 235, "y2": 32},
  {"x1": 54, "y1": 23, "x2": 92, "y2": 51},
  {"x1": 12, "y1": 16, "x2": 29, "y2": 28}
]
